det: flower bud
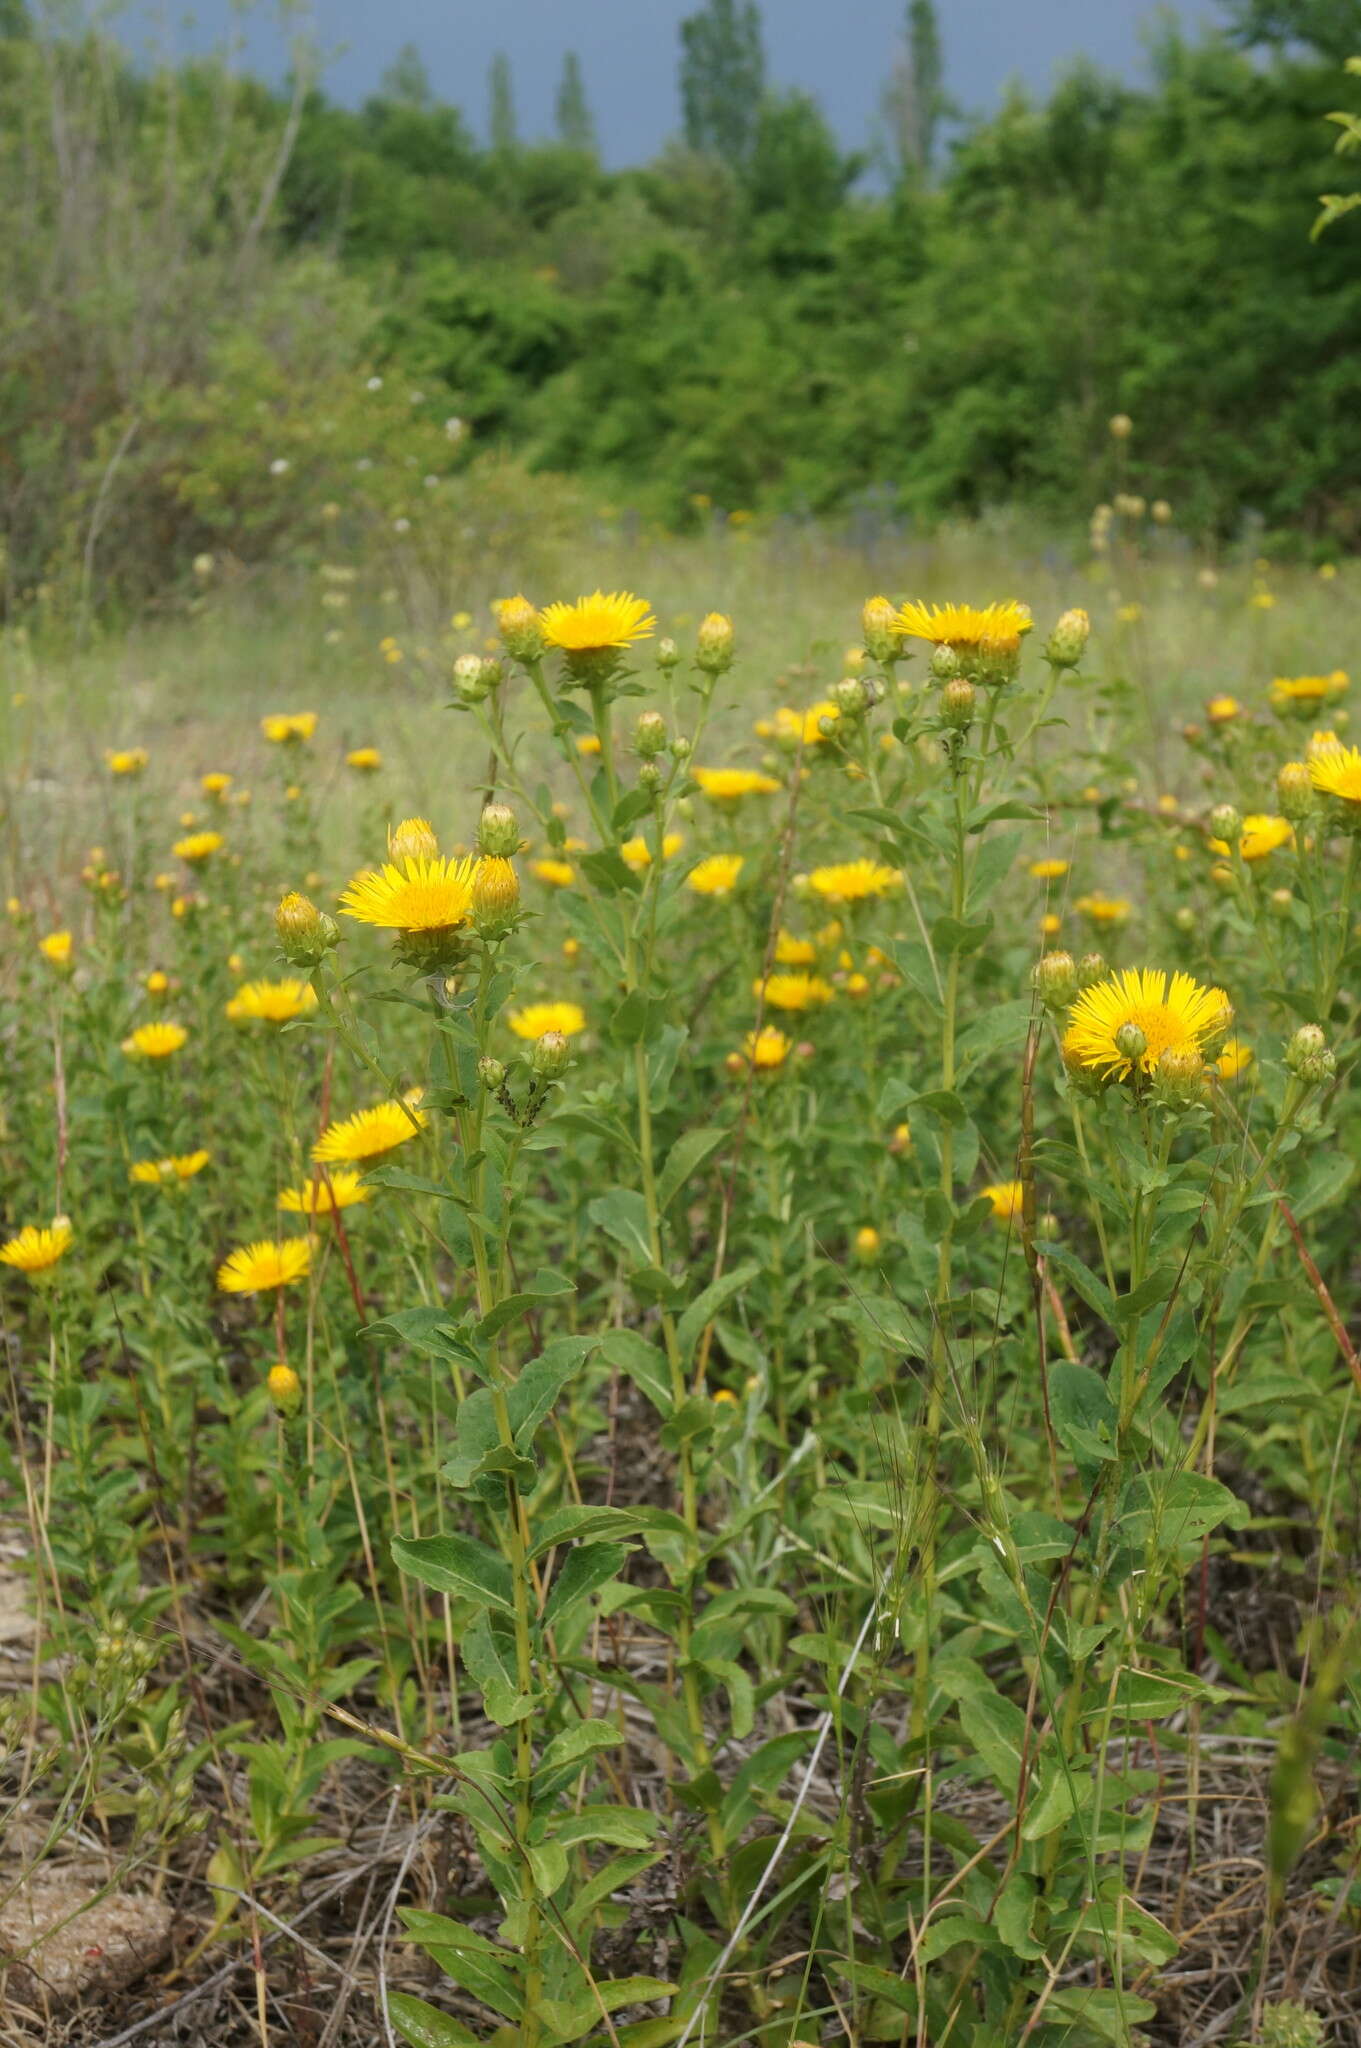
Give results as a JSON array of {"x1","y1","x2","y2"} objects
[
  {"x1": 389, "y1": 816, "x2": 440, "y2": 862},
  {"x1": 1208, "y1": 804, "x2": 1242, "y2": 846},
  {"x1": 1151, "y1": 499, "x2": 1173, "y2": 525},
  {"x1": 853, "y1": 1225, "x2": 881, "y2": 1263},
  {"x1": 532, "y1": 1030, "x2": 570, "y2": 1079},
  {"x1": 671, "y1": 734, "x2": 692, "y2": 761},
  {"x1": 1044, "y1": 607, "x2": 1091, "y2": 669},
  {"x1": 939, "y1": 678, "x2": 976, "y2": 730},
  {"x1": 478, "y1": 1056, "x2": 506, "y2": 1090},
  {"x1": 477, "y1": 803, "x2": 519, "y2": 856},
  {"x1": 275, "y1": 891, "x2": 338, "y2": 967},
  {"x1": 833, "y1": 675, "x2": 868, "y2": 719},
  {"x1": 930, "y1": 643, "x2": 961, "y2": 682},
  {"x1": 1173, "y1": 905, "x2": 1196, "y2": 932},
  {"x1": 638, "y1": 761, "x2": 663, "y2": 791},
  {"x1": 1114, "y1": 1021, "x2": 1148, "y2": 1065},
  {"x1": 1277, "y1": 761, "x2": 1313, "y2": 821},
  {"x1": 1076, "y1": 951, "x2": 1107, "y2": 989},
  {"x1": 862, "y1": 595, "x2": 903, "y2": 664},
  {"x1": 453, "y1": 653, "x2": 492, "y2": 703},
  {"x1": 696, "y1": 611, "x2": 735, "y2": 676},
  {"x1": 1109, "y1": 412, "x2": 1133, "y2": 440},
  {"x1": 267, "y1": 1363, "x2": 303, "y2": 1419},
  {"x1": 1268, "y1": 886, "x2": 1293, "y2": 918},
  {"x1": 1284, "y1": 1023, "x2": 1335, "y2": 1084},
  {"x1": 472, "y1": 856, "x2": 519, "y2": 934},
  {"x1": 1154, "y1": 1046, "x2": 1206, "y2": 1106},
  {"x1": 656, "y1": 637, "x2": 681, "y2": 671},
  {"x1": 1209, "y1": 862, "x2": 1234, "y2": 890},
  {"x1": 889, "y1": 1120, "x2": 912, "y2": 1156},
  {"x1": 495, "y1": 593, "x2": 543, "y2": 662},
  {"x1": 1032, "y1": 950, "x2": 1076, "y2": 1008},
  {"x1": 635, "y1": 709, "x2": 668, "y2": 757}
]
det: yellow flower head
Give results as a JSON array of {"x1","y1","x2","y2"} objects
[
  {"x1": 1206, "y1": 695, "x2": 1242, "y2": 725},
  {"x1": 1208, "y1": 814, "x2": 1294, "y2": 863},
  {"x1": 144, "y1": 969, "x2": 170, "y2": 996},
  {"x1": 755, "y1": 971, "x2": 834, "y2": 1013},
  {"x1": 278, "y1": 1169, "x2": 369, "y2": 1215},
  {"x1": 262, "y1": 712, "x2": 318, "y2": 744},
  {"x1": 743, "y1": 1026, "x2": 792, "y2": 1070},
  {"x1": 216, "y1": 1239, "x2": 311, "y2": 1294},
  {"x1": 1028, "y1": 858, "x2": 1070, "y2": 881},
  {"x1": 130, "y1": 1151, "x2": 210, "y2": 1186},
  {"x1": 1214, "y1": 1038, "x2": 1253, "y2": 1082},
  {"x1": 531, "y1": 857, "x2": 575, "y2": 888},
  {"x1": 774, "y1": 702, "x2": 839, "y2": 748},
  {"x1": 226, "y1": 978, "x2": 319, "y2": 1025},
  {"x1": 39, "y1": 930, "x2": 72, "y2": 968},
  {"x1": 687, "y1": 854, "x2": 744, "y2": 896},
  {"x1": 509, "y1": 1001, "x2": 586, "y2": 1040},
  {"x1": 1063, "y1": 967, "x2": 1232, "y2": 1083},
  {"x1": 894, "y1": 600, "x2": 1032, "y2": 654},
  {"x1": 1270, "y1": 673, "x2": 1348, "y2": 714},
  {"x1": 1307, "y1": 728, "x2": 1345, "y2": 762},
  {"x1": 338, "y1": 855, "x2": 478, "y2": 934},
  {"x1": 313, "y1": 1095, "x2": 428, "y2": 1164},
  {"x1": 621, "y1": 832, "x2": 683, "y2": 870},
  {"x1": 692, "y1": 766, "x2": 781, "y2": 801},
  {"x1": 1309, "y1": 743, "x2": 1361, "y2": 806},
  {"x1": 774, "y1": 931, "x2": 817, "y2": 967},
  {"x1": 981, "y1": 1181, "x2": 1024, "y2": 1222},
  {"x1": 538, "y1": 590, "x2": 655, "y2": 654},
  {"x1": 173, "y1": 830, "x2": 224, "y2": 864},
  {"x1": 346, "y1": 747, "x2": 383, "y2": 772},
  {"x1": 0, "y1": 1218, "x2": 73, "y2": 1274},
  {"x1": 1040, "y1": 912, "x2": 1062, "y2": 937},
  {"x1": 576, "y1": 733, "x2": 603, "y2": 756},
  {"x1": 105, "y1": 748, "x2": 148, "y2": 775},
  {"x1": 122, "y1": 1021, "x2": 188, "y2": 1059},
  {"x1": 200, "y1": 772, "x2": 233, "y2": 797},
  {"x1": 388, "y1": 816, "x2": 440, "y2": 862},
  {"x1": 1075, "y1": 892, "x2": 1130, "y2": 927},
  {"x1": 806, "y1": 859, "x2": 900, "y2": 905}
]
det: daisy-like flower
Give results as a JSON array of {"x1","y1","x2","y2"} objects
[
  {"x1": 201, "y1": 772, "x2": 233, "y2": 798},
  {"x1": 895, "y1": 600, "x2": 1032, "y2": 654},
  {"x1": 130, "y1": 1151, "x2": 210, "y2": 1186},
  {"x1": 144, "y1": 970, "x2": 170, "y2": 996},
  {"x1": 313, "y1": 1095, "x2": 427, "y2": 1164},
  {"x1": 806, "y1": 859, "x2": 900, "y2": 905},
  {"x1": 621, "y1": 833, "x2": 683, "y2": 870},
  {"x1": 743, "y1": 1026, "x2": 792, "y2": 1070},
  {"x1": 262, "y1": 712, "x2": 318, "y2": 744},
  {"x1": 981, "y1": 1181, "x2": 1023, "y2": 1221},
  {"x1": 226, "y1": 979, "x2": 319, "y2": 1025},
  {"x1": 1309, "y1": 743, "x2": 1361, "y2": 809},
  {"x1": 173, "y1": 830, "x2": 224, "y2": 863},
  {"x1": 538, "y1": 591, "x2": 655, "y2": 655},
  {"x1": 692, "y1": 766, "x2": 781, "y2": 801},
  {"x1": 105, "y1": 748, "x2": 148, "y2": 775},
  {"x1": 0, "y1": 1218, "x2": 73, "y2": 1274},
  {"x1": 773, "y1": 702, "x2": 839, "y2": 748},
  {"x1": 38, "y1": 930, "x2": 72, "y2": 968},
  {"x1": 1075, "y1": 892, "x2": 1130, "y2": 927},
  {"x1": 1063, "y1": 967, "x2": 1232, "y2": 1083},
  {"x1": 531, "y1": 857, "x2": 575, "y2": 889},
  {"x1": 1214, "y1": 1038, "x2": 1253, "y2": 1082},
  {"x1": 278, "y1": 1170, "x2": 369, "y2": 1215},
  {"x1": 1270, "y1": 672, "x2": 1348, "y2": 714},
  {"x1": 1029, "y1": 858, "x2": 1070, "y2": 881},
  {"x1": 754, "y1": 971, "x2": 834, "y2": 1012},
  {"x1": 346, "y1": 748, "x2": 382, "y2": 772},
  {"x1": 1206, "y1": 695, "x2": 1242, "y2": 726},
  {"x1": 122, "y1": 1021, "x2": 188, "y2": 1058},
  {"x1": 687, "y1": 854, "x2": 744, "y2": 897},
  {"x1": 1209, "y1": 814, "x2": 1294, "y2": 863},
  {"x1": 774, "y1": 931, "x2": 817, "y2": 967},
  {"x1": 338, "y1": 855, "x2": 478, "y2": 934},
  {"x1": 216, "y1": 1239, "x2": 311, "y2": 1294},
  {"x1": 509, "y1": 1001, "x2": 586, "y2": 1040}
]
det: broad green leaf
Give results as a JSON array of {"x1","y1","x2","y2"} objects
[
  {"x1": 1048, "y1": 1361, "x2": 1118, "y2": 1465},
  {"x1": 676, "y1": 1260, "x2": 759, "y2": 1365},
  {"x1": 543, "y1": 1542, "x2": 630, "y2": 1629},
  {"x1": 529, "y1": 1504, "x2": 689, "y2": 1560},
  {"x1": 391, "y1": 1533, "x2": 514, "y2": 1615},
  {"x1": 599, "y1": 1327, "x2": 673, "y2": 1415},
  {"x1": 397, "y1": 1912, "x2": 522, "y2": 2021},
  {"x1": 588, "y1": 1188, "x2": 655, "y2": 1268},
  {"x1": 474, "y1": 1270, "x2": 575, "y2": 1343},
  {"x1": 527, "y1": 1840, "x2": 570, "y2": 1897},
  {"x1": 388, "y1": 1991, "x2": 482, "y2": 2048},
  {"x1": 1118, "y1": 1469, "x2": 1249, "y2": 1555},
  {"x1": 656, "y1": 1125, "x2": 728, "y2": 1214}
]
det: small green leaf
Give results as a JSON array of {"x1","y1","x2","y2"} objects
[
  {"x1": 676, "y1": 1260, "x2": 759, "y2": 1365},
  {"x1": 656, "y1": 1125, "x2": 728, "y2": 1214},
  {"x1": 387, "y1": 1990, "x2": 481, "y2": 2048},
  {"x1": 474, "y1": 1270, "x2": 575, "y2": 1343},
  {"x1": 599, "y1": 1327, "x2": 674, "y2": 1415}
]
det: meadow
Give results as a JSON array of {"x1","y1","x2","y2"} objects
[{"x1": 2, "y1": 506, "x2": 1361, "y2": 2048}]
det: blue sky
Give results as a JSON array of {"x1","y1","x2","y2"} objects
[{"x1": 146, "y1": 1, "x2": 1225, "y2": 164}]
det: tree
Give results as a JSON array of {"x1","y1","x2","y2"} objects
[
  {"x1": 882, "y1": 0, "x2": 948, "y2": 179},
  {"x1": 555, "y1": 50, "x2": 596, "y2": 152},
  {"x1": 380, "y1": 42, "x2": 433, "y2": 109},
  {"x1": 489, "y1": 51, "x2": 517, "y2": 153},
  {"x1": 679, "y1": 0, "x2": 765, "y2": 167},
  {"x1": 1222, "y1": 0, "x2": 1361, "y2": 62}
]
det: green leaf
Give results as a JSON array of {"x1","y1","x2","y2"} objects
[
  {"x1": 1045, "y1": 1988, "x2": 1157, "y2": 2043},
  {"x1": 474, "y1": 1270, "x2": 575, "y2": 1343},
  {"x1": 1119, "y1": 1470, "x2": 1248, "y2": 1554},
  {"x1": 388, "y1": 1991, "x2": 482, "y2": 2048},
  {"x1": 529, "y1": 1504, "x2": 689, "y2": 1561},
  {"x1": 1042, "y1": 1242, "x2": 1117, "y2": 1323},
  {"x1": 462, "y1": 1612, "x2": 533, "y2": 1725},
  {"x1": 580, "y1": 849, "x2": 640, "y2": 896},
  {"x1": 954, "y1": 999, "x2": 1034, "y2": 1076},
  {"x1": 552, "y1": 1806, "x2": 660, "y2": 1849},
  {"x1": 993, "y1": 1871, "x2": 1044, "y2": 1959},
  {"x1": 397, "y1": 1912, "x2": 523, "y2": 2021},
  {"x1": 588, "y1": 1188, "x2": 655, "y2": 1268},
  {"x1": 361, "y1": 1306, "x2": 472, "y2": 1365},
  {"x1": 599, "y1": 1327, "x2": 674, "y2": 1416},
  {"x1": 676, "y1": 1260, "x2": 759, "y2": 1365},
  {"x1": 527, "y1": 1840, "x2": 570, "y2": 1897},
  {"x1": 543, "y1": 1543, "x2": 630, "y2": 1629},
  {"x1": 931, "y1": 913, "x2": 992, "y2": 957},
  {"x1": 656, "y1": 1125, "x2": 728, "y2": 1214},
  {"x1": 1048, "y1": 1361, "x2": 1118, "y2": 1465},
  {"x1": 391, "y1": 1533, "x2": 514, "y2": 1615},
  {"x1": 966, "y1": 798, "x2": 1048, "y2": 831}
]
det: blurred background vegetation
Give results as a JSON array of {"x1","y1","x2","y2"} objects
[{"x1": 2, "y1": 0, "x2": 1361, "y2": 616}]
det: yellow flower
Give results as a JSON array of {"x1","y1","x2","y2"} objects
[
  {"x1": 894, "y1": 599, "x2": 1032, "y2": 653},
  {"x1": 774, "y1": 931, "x2": 817, "y2": 967},
  {"x1": 981, "y1": 1181, "x2": 1023, "y2": 1221},
  {"x1": 452, "y1": 610, "x2": 473, "y2": 629},
  {"x1": 743, "y1": 1026, "x2": 791, "y2": 1070},
  {"x1": 1063, "y1": 967, "x2": 1232, "y2": 1082},
  {"x1": 774, "y1": 701, "x2": 839, "y2": 747},
  {"x1": 538, "y1": 590, "x2": 655, "y2": 653},
  {"x1": 144, "y1": 970, "x2": 170, "y2": 996},
  {"x1": 755, "y1": 971, "x2": 834, "y2": 1012},
  {"x1": 278, "y1": 1170, "x2": 369, "y2": 1215},
  {"x1": 687, "y1": 854, "x2": 744, "y2": 896},
  {"x1": 1214, "y1": 1038, "x2": 1253, "y2": 1081},
  {"x1": 1028, "y1": 858, "x2": 1070, "y2": 881},
  {"x1": 1116, "y1": 603, "x2": 1142, "y2": 624},
  {"x1": 576, "y1": 734, "x2": 603, "y2": 756},
  {"x1": 1271, "y1": 672, "x2": 1348, "y2": 713},
  {"x1": 261, "y1": 712, "x2": 318, "y2": 743},
  {"x1": 854, "y1": 1225, "x2": 881, "y2": 1259},
  {"x1": 313, "y1": 1095, "x2": 428, "y2": 1163},
  {"x1": 226, "y1": 979, "x2": 319, "y2": 1024},
  {"x1": 346, "y1": 747, "x2": 383, "y2": 771},
  {"x1": 1075, "y1": 892, "x2": 1130, "y2": 927},
  {"x1": 173, "y1": 830, "x2": 224, "y2": 863},
  {"x1": 621, "y1": 833, "x2": 683, "y2": 870},
  {"x1": 1307, "y1": 728, "x2": 1345, "y2": 762},
  {"x1": 105, "y1": 748, "x2": 148, "y2": 775},
  {"x1": 1040, "y1": 912, "x2": 1062, "y2": 937},
  {"x1": 1310, "y1": 743, "x2": 1361, "y2": 806},
  {"x1": 1250, "y1": 590, "x2": 1276, "y2": 611},
  {"x1": 531, "y1": 857, "x2": 576, "y2": 888},
  {"x1": 1206, "y1": 695, "x2": 1242, "y2": 725},
  {"x1": 38, "y1": 930, "x2": 72, "y2": 968},
  {"x1": 0, "y1": 1218, "x2": 73, "y2": 1274},
  {"x1": 200, "y1": 772, "x2": 233, "y2": 797},
  {"x1": 338, "y1": 855, "x2": 478, "y2": 933},
  {"x1": 388, "y1": 816, "x2": 440, "y2": 861},
  {"x1": 122, "y1": 1021, "x2": 188, "y2": 1058},
  {"x1": 692, "y1": 766, "x2": 781, "y2": 801},
  {"x1": 806, "y1": 859, "x2": 900, "y2": 904},
  {"x1": 509, "y1": 1001, "x2": 586, "y2": 1040},
  {"x1": 130, "y1": 1151, "x2": 210, "y2": 1186},
  {"x1": 216, "y1": 1239, "x2": 311, "y2": 1293},
  {"x1": 1208, "y1": 814, "x2": 1294, "y2": 863}
]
